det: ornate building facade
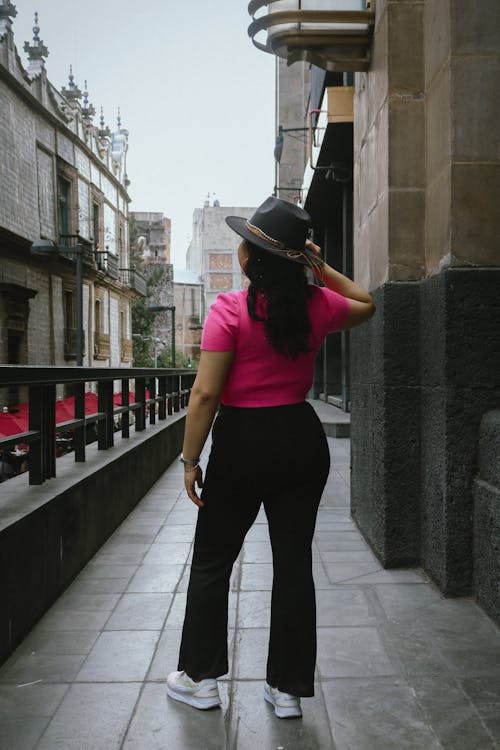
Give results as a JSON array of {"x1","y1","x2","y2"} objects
[{"x1": 0, "y1": 4, "x2": 144, "y2": 391}]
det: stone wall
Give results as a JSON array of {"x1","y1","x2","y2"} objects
[
  {"x1": 473, "y1": 411, "x2": 500, "y2": 624},
  {"x1": 351, "y1": 0, "x2": 500, "y2": 605}
]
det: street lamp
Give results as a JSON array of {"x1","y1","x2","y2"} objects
[
  {"x1": 147, "y1": 305, "x2": 176, "y2": 368},
  {"x1": 31, "y1": 239, "x2": 84, "y2": 366}
]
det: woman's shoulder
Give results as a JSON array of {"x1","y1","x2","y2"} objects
[
  {"x1": 206, "y1": 291, "x2": 246, "y2": 326},
  {"x1": 210, "y1": 290, "x2": 245, "y2": 314}
]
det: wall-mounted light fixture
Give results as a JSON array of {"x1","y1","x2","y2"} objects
[{"x1": 248, "y1": 0, "x2": 376, "y2": 72}]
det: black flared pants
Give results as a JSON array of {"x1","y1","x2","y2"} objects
[{"x1": 177, "y1": 401, "x2": 330, "y2": 697}]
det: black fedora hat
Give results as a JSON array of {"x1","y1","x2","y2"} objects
[{"x1": 225, "y1": 196, "x2": 319, "y2": 267}]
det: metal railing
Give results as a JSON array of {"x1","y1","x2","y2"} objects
[{"x1": 0, "y1": 366, "x2": 196, "y2": 486}]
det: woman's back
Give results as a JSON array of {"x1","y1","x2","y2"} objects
[{"x1": 201, "y1": 285, "x2": 350, "y2": 407}]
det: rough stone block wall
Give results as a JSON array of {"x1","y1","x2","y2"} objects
[
  {"x1": 351, "y1": 268, "x2": 500, "y2": 595},
  {"x1": 351, "y1": 281, "x2": 421, "y2": 567},
  {"x1": 473, "y1": 411, "x2": 500, "y2": 624}
]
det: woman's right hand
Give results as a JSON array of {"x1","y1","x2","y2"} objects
[
  {"x1": 184, "y1": 465, "x2": 204, "y2": 508},
  {"x1": 305, "y1": 238, "x2": 322, "y2": 259}
]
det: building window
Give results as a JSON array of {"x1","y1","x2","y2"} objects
[
  {"x1": 58, "y1": 177, "x2": 71, "y2": 241},
  {"x1": 92, "y1": 202, "x2": 100, "y2": 248},
  {"x1": 94, "y1": 299, "x2": 101, "y2": 335},
  {"x1": 64, "y1": 290, "x2": 75, "y2": 330}
]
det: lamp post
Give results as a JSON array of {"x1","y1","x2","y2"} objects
[
  {"x1": 31, "y1": 239, "x2": 84, "y2": 366},
  {"x1": 147, "y1": 305, "x2": 176, "y2": 368}
]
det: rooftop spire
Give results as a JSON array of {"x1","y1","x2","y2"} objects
[
  {"x1": 81, "y1": 79, "x2": 96, "y2": 121},
  {"x1": 61, "y1": 64, "x2": 82, "y2": 102},
  {"x1": 117, "y1": 107, "x2": 122, "y2": 130},
  {"x1": 98, "y1": 107, "x2": 110, "y2": 138},
  {"x1": 0, "y1": 2, "x2": 17, "y2": 40},
  {"x1": 23, "y1": 11, "x2": 49, "y2": 77}
]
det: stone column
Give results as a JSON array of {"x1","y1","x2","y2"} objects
[{"x1": 351, "y1": 0, "x2": 500, "y2": 597}]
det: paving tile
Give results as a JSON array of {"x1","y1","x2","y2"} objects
[
  {"x1": 123, "y1": 682, "x2": 230, "y2": 749},
  {"x1": 106, "y1": 530, "x2": 158, "y2": 544},
  {"x1": 104, "y1": 593, "x2": 173, "y2": 630},
  {"x1": 244, "y1": 524, "x2": 270, "y2": 542},
  {"x1": 316, "y1": 588, "x2": 377, "y2": 627},
  {"x1": 241, "y1": 563, "x2": 273, "y2": 590},
  {"x1": 412, "y1": 599, "x2": 500, "y2": 651},
  {"x1": 79, "y1": 563, "x2": 138, "y2": 580},
  {"x1": 155, "y1": 525, "x2": 195, "y2": 543},
  {"x1": 460, "y1": 677, "x2": 500, "y2": 740},
  {"x1": 0, "y1": 683, "x2": 68, "y2": 716},
  {"x1": 135, "y1": 497, "x2": 178, "y2": 511},
  {"x1": 373, "y1": 582, "x2": 444, "y2": 618},
  {"x1": 320, "y1": 549, "x2": 379, "y2": 563},
  {"x1": 147, "y1": 628, "x2": 235, "y2": 681},
  {"x1": 166, "y1": 509, "x2": 199, "y2": 525},
  {"x1": 237, "y1": 591, "x2": 272, "y2": 628},
  {"x1": 12, "y1": 630, "x2": 100, "y2": 657},
  {"x1": 51, "y1": 592, "x2": 121, "y2": 613},
  {"x1": 97, "y1": 541, "x2": 151, "y2": 555},
  {"x1": 379, "y1": 620, "x2": 450, "y2": 676},
  {"x1": 234, "y1": 628, "x2": 269, "y2": 679},
  {"x1": 126, "y1": 564, "x2": 184, "y2": 593},
  {"x1": 68, "y1": 577, "x2": 132, "y2": 595},
  {"x1": 0, "y1": 716, "x2": 49, "y2": 750},
  {"x1": 322, "y1": 677, "x2": 443, "y2": 750},
  {"x1": 76, "y1": 630, "x2": 159, "y2": 682},
  {"x1": 329, "y1": 567, "x2": 429, "y2": 585},
  {"x1": 36, "y1": 683, "x2": 141, "y2": 750},
  {"x1": 227, "y1": 680, "x2": 335, "y2": 750},
  {"x1": 409, "y1": 674, "x2": 496, "y2": 749},
  {"x1": 242, "y1": 541, "x2": 274, "y2": 563},
  {"x1": 317, "y1": 627, "x2": 399, "y2": 677},
  {"x1": 165, "y1": 592, "x2": 237, "y2": 629},
  {"x1": 142, "y1": 542, "x2": 191, "y2": 565},
  {"x1": 34, "y1": 610, "x2": 111, "y2": 632},
  {"x1": 440, "y1": 647, "x2": 500, "y2": 677},
  {"x1": 0, "y1": 652, "x2": 87, "y2": 684},
  {"x1": 325, "y1": 561, "x2": 383, "y2": 583}
]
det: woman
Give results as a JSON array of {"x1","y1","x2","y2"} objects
[{"x1": 167, "y1": 197, "x2": 375, "y2": 718}]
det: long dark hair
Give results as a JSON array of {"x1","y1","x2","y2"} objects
[{"x1": 244, "y1": 241, "x2": 311, "y2": 359}]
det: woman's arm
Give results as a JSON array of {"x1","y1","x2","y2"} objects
[
  {"x1": 306, "y1": 240, "x2": 376, "y2": 329},
  {"x1": 182, "y1": 349, "x2": 234, "y2": 507}
]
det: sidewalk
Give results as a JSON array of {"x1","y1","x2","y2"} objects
[{"x1": 1, "y1": 437, "x2": 499, "y2": 749}]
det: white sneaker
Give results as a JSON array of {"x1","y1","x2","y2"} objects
[
  {"x1": 166, "y1": 670, "x2": 221, "y2": 710},
  {"x1": 264, "y1": 682, "x2": 302, "y2": 719}
]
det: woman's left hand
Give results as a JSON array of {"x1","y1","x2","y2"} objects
[{"x1": 184, "y1": 465, "x2": 204, "y2": 508}]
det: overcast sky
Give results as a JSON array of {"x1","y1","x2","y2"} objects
[{"x1": 13, "y1": 1, "x2": 276, "y2": 267}]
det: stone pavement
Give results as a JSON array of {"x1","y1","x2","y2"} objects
[{"x1": 1, "y1": 437, "x2": 499, "y2": 750}]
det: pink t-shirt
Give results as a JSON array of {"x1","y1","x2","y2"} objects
[{"x1": 201, "y1": 285, "x2": 351, "y2": 407}]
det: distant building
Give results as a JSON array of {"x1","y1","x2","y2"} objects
[
  {"x1": 130, "y1": 211, "x2": 174, "y2": 356},
  {"x1": 0, "y1": 6, "x2": 144, "y2": 395},
  {"x1": 186, "y1": 198, "x2": 254, "y2": 313},
  {"x1": 132, "y1": 212, "x2": 171, "y2": 264},
  {"x1": 173, "y1": 269, "x2": 203, "y2": 363}
]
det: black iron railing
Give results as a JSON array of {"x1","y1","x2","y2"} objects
[{"x1": 0, "y1": 367, "x2": 196, "y2": 487}]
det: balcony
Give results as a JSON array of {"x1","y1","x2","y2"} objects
[
  {"x1": 248, "y1": 0, "x2": 376, "y2": 72},
  {"x1": 64, "y1": 327, "x2": 86, "y2": 360},
  {"x1": 120, "y1": 267, "x2": 147, "y2": 297},
  {"x1": 104, "y1": 252, "x2": 120, "y2": 280},
  {"x1": 94, "y1": 331, "x2": 111, "y2": 360}
]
